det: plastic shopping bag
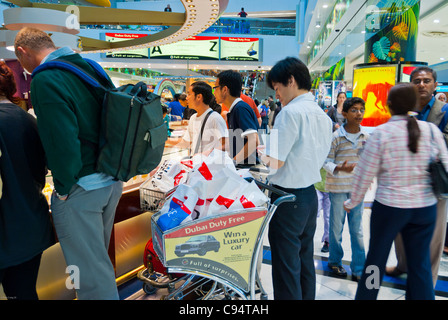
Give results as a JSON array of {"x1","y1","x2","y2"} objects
[
  {"x1": 150, "y1": 159, "x2": 189, "y2": 192},
  {"x1": 190, "y1": 178, "x2": 226, "y2": 219},
  {"x1": 228, "y1": 180, "x2": 269, "y2": 211},
  {"x1": 157, "y1": 184, "x2": 199, "y2": 231},
  {"x1": 207, "y1": 169, "x2": 248, "y2": 214}
]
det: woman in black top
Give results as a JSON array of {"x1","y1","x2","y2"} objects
[
  {"x1": 326, "y1": 91, "x2": 347, "y2": 131},
  {"x1": 0, "y1": 61, "x2": 54, "y2": 300}
]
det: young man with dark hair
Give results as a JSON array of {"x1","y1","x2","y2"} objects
[
  {"x1": 167, "y1": 81, "x2": 228, "y2": 156},
  {"x1": 214, "y1": 70, "x2": 259, "y2": 167},
  {"x1": 261, "y1": 57, "x2": 333, "y2": 300}
]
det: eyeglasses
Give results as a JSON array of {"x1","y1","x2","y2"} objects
[
  {"x1": 213, "y1": 85, "x2": 222, "y2": 90},
  {"x1": 348, "y1": 108, "x2": 365, "y2": 113}
]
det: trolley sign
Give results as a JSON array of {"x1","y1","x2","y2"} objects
[{"x1": 151, "y1": 208, "x2": 267, "y2": 292}]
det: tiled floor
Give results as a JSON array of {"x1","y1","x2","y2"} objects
[
  {"x1": 125, "y1": 205, "x2": 448, "y2": 300},
  {"x1": 259, "y1": 206, "x2": 448, "y2": 300}
]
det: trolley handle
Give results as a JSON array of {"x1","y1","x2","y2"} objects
[{"x1": 245, "y1": 177, "x2": 296, "y2": 206}]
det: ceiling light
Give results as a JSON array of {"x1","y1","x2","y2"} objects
[
  {"x1": 322, "y1": 4, "x2": 328, "y2": 8},
  {"x1": 434, "y1": 19, "x2": 440, "y2": 23}
]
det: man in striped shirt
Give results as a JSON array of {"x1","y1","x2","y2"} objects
[{"x1": 323, "y1": 97, "x2": 369, "y2": 281}]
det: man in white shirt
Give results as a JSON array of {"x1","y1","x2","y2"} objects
[
  {"x1": 261, "y1": 57, "x2": 333, "y2": 300},
  {"x1": 167, "y1": 81, "x2": 228, "y2": 156}
]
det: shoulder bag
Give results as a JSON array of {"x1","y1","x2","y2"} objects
[{"x1": 428, "y1": 123, "x2": 448, "y2": 198}]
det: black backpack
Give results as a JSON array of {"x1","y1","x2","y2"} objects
[{"x1": 32, "y1": 58, "x2": 167, "y2": 182}]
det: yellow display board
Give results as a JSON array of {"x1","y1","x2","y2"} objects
[
  {"x1": 353, "y1": 65, "x2": 397, "y2": 127},
  {"x1": 153, "y1": 209, "x2": 267, "y2": 292}
]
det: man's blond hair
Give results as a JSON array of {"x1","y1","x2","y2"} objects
[{"x1": 14, "y1": 27, "x2": 56, "y2": 57}]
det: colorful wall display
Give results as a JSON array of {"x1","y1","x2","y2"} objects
[
  {"x1": 353, "y1": 64, "x2": 397, "y2": 127},
  {"x1": 332, "y1": 81, "x2": 347, "y2": 106},
  {"x1": 149, "y1": 36, "x2": 220, "y2": 60},
  {"x1": 105, "y1": 33, "x2": 149, "y2": 58},
  {"x1": 220, "y1": 37, "x2": 260, "y2": 61},
  {"x1": 103, "y1": 34, "x2": 262, "y2": 62},
  {"x1": 364, "y1": 1, "x2": 420, "y2": 63},
  {"x1": 399, "y1": 62, "x2": 427, "y2": 82},
  {"x1": 322, "y1": 58, "x2": 345, "y2": 81}
]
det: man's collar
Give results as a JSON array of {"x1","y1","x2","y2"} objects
[
  {"x1": 228, "y1": 98, "x2": 242, "y2": 112},
  {"x1": 40, "y1": 47, "x2": 74, "y2": 65}
]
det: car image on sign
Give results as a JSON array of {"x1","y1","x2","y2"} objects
[{"x1": 175, "y1": 235, "x2": 220, "y2": 257}]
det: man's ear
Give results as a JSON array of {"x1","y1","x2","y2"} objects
[
  {"x1": 15, "y1": 46, "x2": 30, "y2": 61},
  {"x1": 288, "y1": 75, "x2": 296, "y2": 88}
]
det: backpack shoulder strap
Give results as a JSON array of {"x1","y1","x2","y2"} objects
[
  {"x1": 83, "y1": 58, "x2": 110, "y2": 81},
  {"x1": 32, "y1": 59, "x2": 106, "y2": 90}
]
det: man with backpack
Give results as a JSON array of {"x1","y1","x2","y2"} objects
[{"x1": 14, "y1": 27, "x2": 122, "y2": 300}]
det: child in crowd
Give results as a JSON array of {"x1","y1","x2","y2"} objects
[
  {"x1": 323, "y1": 97, "x2": 369, "y2": 281},
  {"x1": 315, "y1": 167, "x2": 330, "y2": 253}
]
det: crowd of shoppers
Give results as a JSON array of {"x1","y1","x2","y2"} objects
[{"x1": 2, "y1": 25, "x2": 448, "y2": 302}]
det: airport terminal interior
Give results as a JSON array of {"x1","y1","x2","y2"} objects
[{"x1": 1, "y1": 0, "x2": 448, "y2": 301}]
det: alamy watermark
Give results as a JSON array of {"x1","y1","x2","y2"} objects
[
  {"x1": 65, "y1": 5, "x2": 80, "y2": 30},
  {"x1": 65, "y1": 265, "x2": 80, "y2": 290}
]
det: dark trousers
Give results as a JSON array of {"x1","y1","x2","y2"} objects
[
  {"x1": 268, "y1": 184, "x2": 318, "y2": 300},
  {"x1": 356, "y1": 201, "x2": 436, "y2": 300},
  {"x1": 0, "y1": 253, "x2": 42, "y2": 300}
]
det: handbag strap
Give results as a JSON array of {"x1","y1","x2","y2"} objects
[
  {"x1": 192, "y1": 109, "x2": 214, "y2": 156},
  {"x1": 428, "y1": 122, "x2": 440, "y2": 162}
]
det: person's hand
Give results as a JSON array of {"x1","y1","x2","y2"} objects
[
  {"x1": 257, "y1": 145, "x2": 266, "y2": 156},
  {"x1": 343, "y1": 200, "x2": 351, "y2": 213},
  {"x1": 336, "y1": 160, "x2": 356, "y2": 173}
]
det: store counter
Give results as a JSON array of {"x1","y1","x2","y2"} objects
[{"x1": 30, "y1": 129, "x2": 188, "y2": 300}]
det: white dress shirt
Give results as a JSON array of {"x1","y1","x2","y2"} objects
[{"x1": 265, "y1": 92, "x2": 333, "y2": 188}]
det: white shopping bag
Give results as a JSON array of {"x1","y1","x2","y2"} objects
[
  {"x1": 156, "y1": 184, "x2": 199, "y2": 231},
  {"x1": 228, "y1": 180, "x2": 269, "y2": 211}
]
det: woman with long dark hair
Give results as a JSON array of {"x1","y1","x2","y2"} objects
[
  {"x1": 344, "y1": 83, "x2": 448, "y2": 300},
  {"x1": 327, "y1": 91, "x2": 347, "y2": 131},
  {"x1": 0, "y1": 61, "x2": 54, "y2": 299}
]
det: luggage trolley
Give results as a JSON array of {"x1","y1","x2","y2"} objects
[{"x1": 138, "y1": 178, "x2": 295, "y2": 300}]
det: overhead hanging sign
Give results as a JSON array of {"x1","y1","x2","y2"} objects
[
  {"x1": 149, "y1": 36, "x2": 219, "y2": 60},
  {"x1": 220, "y1": 37, "x2": 260, "y2": 61},
  {"x1": 105, "y1": 33, "x2": 149, "y2": 58}
]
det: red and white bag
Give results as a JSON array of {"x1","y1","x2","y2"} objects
[
  {"x1": 157, "y1": 184, "x2": 199, "y2": 231},
  {"x1": 228, "y1": 180, "x2": 269, "y2": 211}
]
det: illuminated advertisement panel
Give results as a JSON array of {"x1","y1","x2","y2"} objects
[
  {"x1": 353, "y1": 64, "x2": 397, "y2": 127},
  {"x1": 399, "y1": 62, "x2": 427, "y2": 82},
  {"x1": 149, "y1": 36, "x2": 219, "y2": 60},
  {"x1": 220, "y1": 37, "x2": 260, "y2": 61},
  {"x1": 105, "y1": 33, "x2": 149, "y2": 58}
]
